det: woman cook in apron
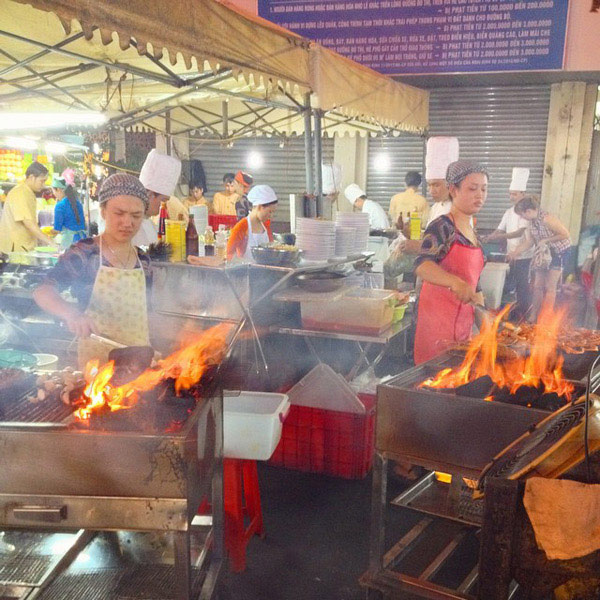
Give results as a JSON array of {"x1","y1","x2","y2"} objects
[
  {"x1": 414, "y1": 160, "x2": 489, "y2": 365},
  {"x1": 34, "y1": 174, "x2": 152, "y2": 368},
  {"x1": 226, "y1": 185, "x2": 278, "y2": 260}
]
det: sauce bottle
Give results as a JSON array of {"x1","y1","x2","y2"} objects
[
  {"x1": 186, "y1": 214, "x2": 199, "y2": 257},
  {"x1": 158, "y1": 201, "x2": 169, "y2": 241},
  {"x1": 204, "y1": 226, "x2": 215, "y2": 257}
]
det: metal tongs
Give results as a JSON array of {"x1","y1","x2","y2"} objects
[
  {"x1": 89, "y1": 333, "x2": 127, "y2": 349},
  {"x1": 469, "y1": 302, "x2": 521, "y2": 334}
]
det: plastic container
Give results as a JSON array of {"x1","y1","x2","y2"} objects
[
  {"x1": 33, "y1": 353, "x2": 59, "y2": 369},
  {"x1": 392, "y1": 303, "x2": 407, "y2": 324},
  {"x1": 301, "y1": 288, "x2": 394, "y2": 335},
  {"x1": 479, "y1": 262, "x2": 510, "y2": 309},
  {"x1": 165, "y1": 220, "x2": 186, "y2": 262},
  {"x1": 224, "y1": 391, "x2": 290, "y2": 460},
  {"x1": 215, "y1": 228, "x2": 228, "y2": 261},
  {"x1": 269, "y1": 393, "x2": 376, "y2": 479}
]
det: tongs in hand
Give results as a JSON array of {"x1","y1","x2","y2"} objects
[{"x1": 469, "y1": 302, "x2": 520, "y2": 334}]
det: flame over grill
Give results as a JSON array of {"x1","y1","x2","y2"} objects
[
  {"x1": 420, "y1": 305, "x2": 575, "y2": 402},
  {"x1": 74, "y1": 323, "x2": 232, "y2": 420}
]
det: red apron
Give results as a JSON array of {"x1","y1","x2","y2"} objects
[{"x1": 414, "y1": 239, "x2": 484, "y2": 365}]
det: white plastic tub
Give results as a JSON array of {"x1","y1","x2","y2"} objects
[
  {"x1": 223, "y1": 391, "x2": 290, "y2": 460},
  {"x1": 479, "y1": 262, "x2": 510, "y2": 309},
  {"x1": 301, "y1": 288, "x2": 395, "y2": 335}
]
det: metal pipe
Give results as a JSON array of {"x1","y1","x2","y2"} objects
[
  {"x1": 166, "y1": 110, "x2": 172, "y2": 155},
  {"x1": 0, "y1": 29, "x2": 182, "y2": 86},
  {"x1": 109, "y1": 71, "x2": 232, "y2": 126},
  {"x1": 0, "y1": 32, "x2": 86, "y2": 78},
  {"x1": 222, "y1": 100, "x2": 228, "y2": 139},
  {"x1": 0, "y1": 47, "x2": 93, "y2": 111},
  {"x1": 303, "y1": 93, "x2": 314, "y2": 196},
  {"x1": 313, "y1": 109, "x2": 323, "y2": 216},
  {"x1": 421, "y1": 135, "x2": 428, "y2": 198}
]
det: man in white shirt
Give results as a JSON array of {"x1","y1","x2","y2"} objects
[
  {"x1": 344, "y1": 184, "x2": 390, "y2": 229},
  {"x1": 485, "y1": 167, "x2": 533, "y2": 319},
  {"x1": 425, "y1": 137, "x2": 460, "y2": 226}
]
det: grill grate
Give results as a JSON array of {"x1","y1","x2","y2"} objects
[
  {"x1": 0, "y1": 532, "x2": 79, "y2": 586},
  {"x1": 0, "y1": 389, "x2": 74, "y2": 424},
  {"x1": 38, "y1": 566, "x2": 206, "y2": 600}
]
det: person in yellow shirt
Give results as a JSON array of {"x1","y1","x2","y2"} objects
[
  {"x1": 0, "y1": 162, "x2": 56, "y2": 253},
  {"x1": 212, "y1": 173, "x2": 239, "y2": 216},
  {"x1": 389, "y1": 171, "x2": 429, "y2": 228},
  {"x1": 184, "y1": 180, "x2": 212, "y2": 214}
]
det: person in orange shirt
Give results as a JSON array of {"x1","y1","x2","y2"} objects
[{"x1": 226, "y1": 185, "x2": 277, "y2": 260}]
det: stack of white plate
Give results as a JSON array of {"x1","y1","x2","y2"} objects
[
  {"x1": 334, "y1": 226, "x2": 356, "y2": 258},
  {"x1": 335, "y1": 213, "x2": 370, "y2": 253},
  {"x1": 296, "y1": 218, "x2": 336, "y2": 261}
]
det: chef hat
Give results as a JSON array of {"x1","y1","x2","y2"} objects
[
  {"x1": 322, "y1": 162, "x2": 343, "y2": 195},
  {"x1": 510, "y1": 167, "x2": 530, "y2": 192},
  {"x1": 138, "y1": 149, "x2": 182, "y2": 197},
  {"x1": 345, "y1": 183, "x2": 366, "y2": 205},
  {"x1": 425, "y1": 137, "x2": 460, "y2": 181},
  {"x1": 248, "y1": 184, "x2": 277, "y2": 206}
]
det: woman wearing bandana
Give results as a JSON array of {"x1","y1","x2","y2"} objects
[
  {"x1": 34, "y1": 174, "x2": 152, "y2": 368},
  {"x1": 413, "y1": 160, "x2": 488, "y2": 365}
]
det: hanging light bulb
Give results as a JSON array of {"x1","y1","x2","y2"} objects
[
  {"x1": 373, "y1": 152, "x2": 391, "y2": 173},
  {"x1": 247, "y1": 150, "x2": 263, "y2": 169}
]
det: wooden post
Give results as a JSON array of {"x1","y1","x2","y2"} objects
[{"x1": 540, "y1": 82, "x2": 598, "y2": 244}]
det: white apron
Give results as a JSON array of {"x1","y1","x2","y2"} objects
[
  {"x1": 77, "y1": 238, "x2": 150, "y2": 369},
  {"x1": 243, "y1": 215, "x2": 270, "y2": 260}
]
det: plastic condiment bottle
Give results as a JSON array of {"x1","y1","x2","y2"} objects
[
  {"x1": 215, "y1": 227, "x2": 227, "y2": 260},
  {"x1": 186, "y1": 214, "x2": 199, "y2": 257},
  {"x1": 158, "y1": 201, "x2": 169, "y2": 240},
  {"x1": 410, "y1": 213, "x2": 421, "y2": 240},
  {"x1": 204, "y1": 226, "x2": 215, "y2": 257},
  {"x1": 403, "y1": 212, "x2": 411, "y2": 238}
]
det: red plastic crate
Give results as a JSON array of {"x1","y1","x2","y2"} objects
[
  {"x1": 208, "y1": 214, "x2": 238, "y2": 231},
  {"x1": 269, "y1": 393, "x2": 376, "y2": 479}
]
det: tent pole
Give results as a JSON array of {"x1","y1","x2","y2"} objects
[
  {"x1": 313, "y1": 110, "x2": 323, "y2": 217},
  {"x1": 303, "y1": 93, "x2": 314, "y2": 197},
  {"x1": 222, "y1": 101, "x2": 229, "y2": 139},
  {"x1": 166, "y1": 110, "x2": 172, "y2": 155},
  {"x1": 421, "y1": 134, "x2": 428, "y2": 198}
]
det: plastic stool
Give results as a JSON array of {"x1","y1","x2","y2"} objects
[{"x1": 223, "y1": 458, "x2": 265, "y2": 572}]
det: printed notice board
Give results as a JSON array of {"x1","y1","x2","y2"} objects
[{"x1": 257, "y1": 0, "x2": 570, "y2": 75}]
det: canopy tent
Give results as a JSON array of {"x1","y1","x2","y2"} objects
[{"x1": 0, "y1": 0, "x2": 429, "y2": 138}]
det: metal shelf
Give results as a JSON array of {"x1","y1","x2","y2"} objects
[
  {"x1": 391, "y1": 472, "x2": 484, "y2": 527},
  {"x1": 271, "y1": 321, "x2": 410, "y2": 344}
]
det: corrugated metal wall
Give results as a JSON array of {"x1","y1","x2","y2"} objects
[
  {"x1": 366, "y1": 86, "x2": 551, "y2": 229},
  {"x1": 189, "y1": 137, "x2": 334, "y2": 222}
]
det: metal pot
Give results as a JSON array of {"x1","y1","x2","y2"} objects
[{"x1": 295, "y1": 271, "x2": 347, "y2": 293}]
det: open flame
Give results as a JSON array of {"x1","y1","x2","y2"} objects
[
  {"x1": 420, "y1": 305, "x2": 574, "y2": 402},
  {"x1": 74, "y1": 323, "x2": 232, "y2": 420}
]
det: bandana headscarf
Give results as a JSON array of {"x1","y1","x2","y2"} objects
[
  {"x1": 446, "y1": 160, "x2": 489, "y2": 186},
  {"x1": 98, "y1": 173, "x2": 148, "y2": 208}
]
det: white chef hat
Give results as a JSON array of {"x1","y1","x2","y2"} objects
[
  {"x1": 322, "y1": 162, "x2": 343, "y2": 195},
  {"x1": 510, "y1": 167, "x2": 530, "y2": 192},
  {"x1": 345, "y1": 183, "x2": 366, "y2": 205},
  {"x1": 425, "y1": 137, "x2": 460, "y2": 181},
  {"x1": 139, "y1": 149, "x2": 182, "y2": 197},
  {"x1": 248, "y1": 184, "x2": 278, "y2": 206}
]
